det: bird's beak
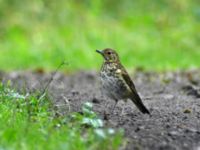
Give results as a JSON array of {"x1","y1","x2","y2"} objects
[{"x1": 96, "y1": 49, "x2": 103, "y2": 55}]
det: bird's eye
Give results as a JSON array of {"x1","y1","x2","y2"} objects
[{"x1": 107, "y1": 52, "x2": 111, "y2": 55}]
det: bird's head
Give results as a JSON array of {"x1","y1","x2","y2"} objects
[{"x1": 96, "y1": 48, "x2": 120, "y2": 63}]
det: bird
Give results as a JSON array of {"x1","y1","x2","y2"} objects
[{"x1": 96, "y1": 48, "x2": 150, "y2": 114}]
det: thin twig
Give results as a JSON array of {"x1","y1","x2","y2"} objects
[{"x1": 38, "y1": 61, "x2": 68, "y2": 101}]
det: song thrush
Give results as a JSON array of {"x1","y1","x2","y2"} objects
[{"x1": 96, "y1": 48, "x2": 150, "y2": 114}]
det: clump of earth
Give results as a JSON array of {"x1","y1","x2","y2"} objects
[{"x1": 1, "y1": 69, "x2": 200, "y2": 150}]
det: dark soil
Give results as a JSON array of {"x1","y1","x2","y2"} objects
[{"x1": 1, "y1": 70, "x2": 200, "y2": 150}]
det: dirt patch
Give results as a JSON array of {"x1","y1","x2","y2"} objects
[{"x1": 1, "y1": 70, "x2": 200, "y2": 150}]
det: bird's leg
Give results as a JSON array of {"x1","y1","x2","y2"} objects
[
  {"x1": 120, "y1": 100, "x2": 129, "y2": 116},
  {"x1": 111, "y1": 100, "x2": 118, "y2": 114},
  {"x1": 120, "y1": 105, "x2": 126, "y2": 116}
]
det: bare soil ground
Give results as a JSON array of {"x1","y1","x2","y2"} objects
[{"x1": 1, "y1": 70, "x2": 200, "y2": 150}]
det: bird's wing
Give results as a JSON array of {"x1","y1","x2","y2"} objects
[
  {"x1": 119, "y1": 64, "x2": 150, "y2": 114},
  {"x1": 119, "y1": 65, "x2": 137, "y2": 94}
]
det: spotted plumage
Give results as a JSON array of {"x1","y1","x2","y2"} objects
[{"x1": 96, "y1": 48, "x2": 150, "y2": 114}]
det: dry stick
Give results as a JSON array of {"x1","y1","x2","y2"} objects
[
  {"x1": 38, "y1": 61, "x2": 68, "y2": 101},
  {"x1": 54, "y1": 95, "x2": 71, "y2": 115}
]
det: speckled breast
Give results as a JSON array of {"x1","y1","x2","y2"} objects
[{"x1": 100, "y1": 69, "x2": 130, "y2": 100}]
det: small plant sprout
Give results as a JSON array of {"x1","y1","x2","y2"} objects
[{"x1": 81, "y1": 102, "x2": 103, "y2": 128}]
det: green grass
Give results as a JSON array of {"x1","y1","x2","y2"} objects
[
  {"x1": 0, "y1": 0, "x2": 200, "y2": 71},
  {"x1": 0, "y1": 83, "x2": 123, "y2": 150}
]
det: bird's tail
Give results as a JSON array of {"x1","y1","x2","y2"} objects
[{"x1": 130, "y1": 94, "x2": 150, "y2": 114}]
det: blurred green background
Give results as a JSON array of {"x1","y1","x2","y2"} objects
[{"x1": 0, "y1": 0, "x2": 200, "y2": 71}]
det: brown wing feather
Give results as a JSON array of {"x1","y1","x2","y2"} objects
[
  {"x1": 119, "y1": 64, "x2": 150, "y2": 114},
  {"x1": 118, "y1": 64, "x2": 138, "y2": 94}
]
